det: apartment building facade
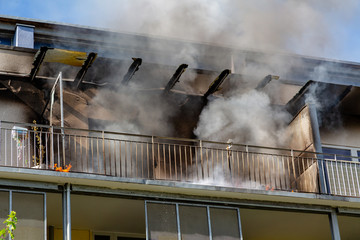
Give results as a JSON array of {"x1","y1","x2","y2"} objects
[{"x1": 0, "y1": 15, "x2": 360, "y2": 239}]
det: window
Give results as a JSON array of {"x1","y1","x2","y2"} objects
[
  {"x1": 322, "y1": 147, "x2": 352, "y2": 161},
  {"x1": 145, "y1": 201, "x2": 242, "y2": 240}
]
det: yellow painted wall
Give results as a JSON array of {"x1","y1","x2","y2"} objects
[{"x1": 53, "y1": 228, "x2": 91, "y2": 240}]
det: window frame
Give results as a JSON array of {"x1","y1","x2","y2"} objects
[
  {"x1": 322, "y1": 144, "x2": 360, "y2": 162},
  {"x1": 145, "y1": 200, "x2": 243, "y2": 240}
]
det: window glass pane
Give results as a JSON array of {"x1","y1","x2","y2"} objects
[
  {"x1": 240, "y1": 208, "x2": 331, "y2": 239},
  {"x1": 0, "y1": 37, "x2": 11, "y2": 46},
  {"x1": 357, "y1": 151, "x2": 360, "y2": 158},
  {"x1": 210, "y1": 208, "x2": 240, "y2": 240},
  {"x1": 95, "y1": 235, "x2": 111, "y2": 240},
  {"x1": 0, "y1": 191, "x2": 9, "y2": 224},
  {"x1": 322, "y1": 147, "x2": 352, "y2": 161},
  {"x1": 338, "y1": 215, "x2": 360, "y2": 239},
  {"x1": 179, "y1": 206, "x2": 209, "y2": 240},
  {"x1": 147, "y1": 203, "x2": 178, "y2": 240},
  {"x1": 12, "y1": 192, "x2": 44, "y2": 240},
  {"x1": 117, "y1": 237, "x2": 145, "y2": 240}
]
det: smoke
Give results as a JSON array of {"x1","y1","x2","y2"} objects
[
  {"x1": 90, "y1": 83, "x2": 178, "y2": 136},
  {"x1": 83, "y1": 0, "x2": 358, "y2": 59},
  {"x1": 194, "y1": 90, "x2": 291, "y2": 147},
  {"x1": 72, "y1": 0, "x2": 357, "y2": 145}
]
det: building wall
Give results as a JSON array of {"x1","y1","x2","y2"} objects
[
  {"x1": 0, "y1": 91, "x2": 37, "y2": 123},
  {"x1": 320, "y1": 114, "x2": 360, "y2": 148}
]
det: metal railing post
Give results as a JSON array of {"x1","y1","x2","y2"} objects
[{"x1": 50, "y1": 126, "x2": 54, "y2": 169}]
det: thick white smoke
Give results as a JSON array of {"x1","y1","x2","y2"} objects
[{"x1": 194, "y1": 90, "x2": 291, "y2": 147}]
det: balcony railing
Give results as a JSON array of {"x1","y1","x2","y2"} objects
[{"x1": 0, "y1": 121, "x2": 359, "y2": 197}]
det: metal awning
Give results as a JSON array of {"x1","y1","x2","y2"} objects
[{"x1": 29, "y1": 47, "x2": 97, "y2": 89}]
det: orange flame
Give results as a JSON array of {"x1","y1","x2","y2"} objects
[{"x1": 54, "y1": 164, "x2": 72, "y2": 172}]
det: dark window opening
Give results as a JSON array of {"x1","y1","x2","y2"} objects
[{"x1": 322, "y1": 147, "x2": 352, "y2": 161}]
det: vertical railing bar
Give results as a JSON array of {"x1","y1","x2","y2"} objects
[
  {"x1": 141, "y1": 143, "x2": 144, "y2": 178},
  {"x1": 301, "y1": 156, "x2": 307, "y2": 191},
  {"x1": 195, "y1": 146, "x2": 198, "y2": 181},
  {"x1": 291, "y1": 150, "x2": 297, "y2": 191},
  {"x1": 354, "y1": 163, "x2": 360, "y2": 197},
  {"x1": 324, "y1": 160, "x2": 336, "y2": 192},
  {"x1": 221, "y1": 149, "x2": 225, "y2": 176},
  {"x1": 163, "y1": 143, "x2": 166, "y2": 179},
  {"x1": 102, "y1": 131, "x2": 105, "y2": 175},
  {"x1": 119, "y1": 141, "x2": 122, "y2": 177},
  {"x1": 4, "y1": 130, "x2": 7, "y2": 166},
  {"x1": 206, "y1": 148, "x2": 209, "y2": 179},
  {"x1": 266, "y1": 155, "x2": 271, "y2": 188},
  {"x1": 96, "y1": 137, "x2": 100, "y2": 174},
  {"x1": 130, "y1": 142, "x2": 133, "y2": 177},
  {"x1": 91, "y1": 137, "x2": 94, "y2": 174},
  {"x1": 349, "y1": 161, "x2": 355, "y2": 196},
  {"x1": 281, "y1": 156, "x2": 286, "y2": 190},
  {"x1": 32, "y1": 128, "x2": 36, "y2": 167},
  {"x1": 157, "y1": 143, "x2": 160, "y2": 179},
  {"x1": 151, "y1": 137, "x2": 155, "y2": 179},
  {"x1": 114, "y1": 140, "x2": 117, "y2": 176},
  {"x1": 246, "y1": 147, "x2": 250, "y2": 186},
  {"x1": 125, "y1": 141, "x2": 128, "y2": 178},
  {"x1": 74, "y1": 135, "x2": 77, "y2": 171},
  {"x1": 184, "y1": 146, "x2": 188, "y2": 181},
  {"x1": 340, "y1": 157, "x2": 347, "y2": 196},
  {"x1": 334, "y1": 156, "x2": 342, "y2": 196},
  {"x1": 37, "y1": 130, "x2": 41, "y2": 168},
  {"x1": 189, "y1": 146, "x2": 193, "y2": 181},
  {"x1": 286, "y1": 155, "x2": 291, "y2": 190},
  {"x1": 68, "y1": 134, "x2": 71, "y2": 170},
  {"x1": 80, "y1": 136, "x2": 83, "y2": 172},
  {"x1": 236, "y1": 151, "x2": 240, "y2": 185},
  {"x1": 329, "y1": 160, "x2": 334, "y2": 194},
  {"x1": 108, "y1": 139, "x2": 111, "y2": 176},
  {"x1": 57, "y1": 134, "x2": 60, "y2": 166},
  {"x1": 22, "y1": 130, "x2": 25, "y2": 167},
  {"x1": 262, "y1": 154, "x2": 266, "y2": 186},
  {"x1": 146, "y1": 142, "x2": 149, "y2": 178},
  {"x1": 168, "y1": 144, "x2": 172, "y2": 180},
  {"x1": 344, "y1": 161, "x2": 351, "y2": 196},
  {"x1": 28, "y1": 131, "x2": 31, "y2": 169},
  {"x1": 135, "y1": 142, "x2": 138, "y2": 177},
  {"x1": 241, "y1": 151, "x2": 245, "y2": 183},
  {"x1": 211, "y1": 149, "x2": 215, "y2": 181},
  {"x1": 200, "y1": 140, "x2": 204, "y2": 179},
  {"x1": 179, "y1": 145, "x2": 183, "y2": 181},
  {"x1": 278, "y1": 155, "x2": 282, "y2": 189},
  {"x1": 85, "y1": 137, "x2": 89, "y2": 173},
  {"x1": 10, "y1": 128, "x2": 14, "y2": 166},
  {"x1": 253, "y1": 153, "x2": 257, "y2": 188},
  {"x1": 256, "y1": 154, "x2": 260, "y2": 187},
  {"x1": 296, "y1": 156, "x2": 301, "y2": 190},
  {"x1": 174, "y1": 145, "x2": 177, "y2": 180}
]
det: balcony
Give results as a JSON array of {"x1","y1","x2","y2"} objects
[{"x1": 0, "y1": 121, "x2": 359, "y2": 198}]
